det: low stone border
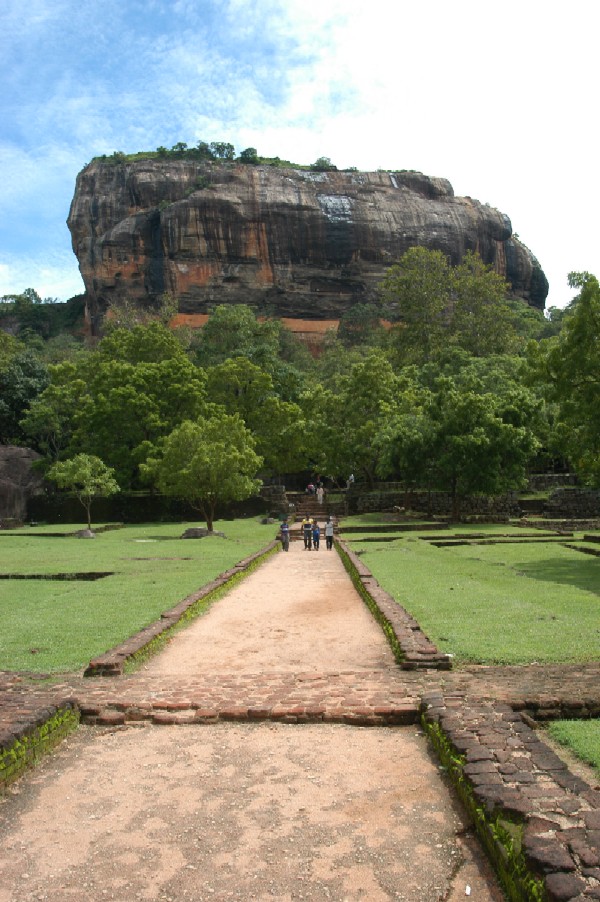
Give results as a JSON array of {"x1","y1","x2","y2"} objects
[
  {"x1": 0, "y1": 701, "x2": 79, "y2": 792},
  {"x1": 84, "y1": 540, "x2": 279, "y2": 676},
  {"x1": 421, "y1": 691, "x2": 600, "y2": 901},
  {"x1": 335, "y1": 538, "x2": 452, "y2": 670},
  {"x1": 77, "y1": 675, "x2": 421, "y2": 727}
]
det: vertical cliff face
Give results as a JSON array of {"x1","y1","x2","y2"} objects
[{"x1": 67, "y1": 160, "x2": 548, "y2": 329}]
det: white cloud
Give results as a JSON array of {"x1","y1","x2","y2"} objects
[
  {"x1": 1, "y1": 0, "x2": 599, "y2": 305},
  {"x1": 0, "y1": 253, "x2": 84, "y2": 301}
]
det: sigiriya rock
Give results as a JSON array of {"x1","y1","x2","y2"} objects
[{"x1": 67, "y1": 159, "x2": 548, "y2": 333}]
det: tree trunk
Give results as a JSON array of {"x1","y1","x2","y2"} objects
[
  {"x1": 451, "y1": 477, "x2": 460, "y2": 521},
  {"x1": 200, "y1": 499, "x2": 217, "y2": 532},
  {"x1": 82, "y1": 498, "x2": 92, "y2": 530}
]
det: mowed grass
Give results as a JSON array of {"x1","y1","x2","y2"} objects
[
  {"x1": 0, "y1": 520, "x2": 275, "y2": 673},
  {"x1": 342, "y1": 521, "x2": 600, "y2": 664},
  {"x1": 547, "y1": 720, "x2": 600, "y2": 777}
]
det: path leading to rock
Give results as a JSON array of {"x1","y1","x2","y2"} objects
[
  {"x1": 140, "y1": 539, "x2": 394, "y2": 676},
  {"x1": 0, "y1": 541, "x2": 505, "y2": 901}
]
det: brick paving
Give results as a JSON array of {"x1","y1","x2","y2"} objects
[{"x1": 1, "y1": 535, "x2": 600, "y2": 900}]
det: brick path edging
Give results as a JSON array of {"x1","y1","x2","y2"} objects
[
  {"x1": 335, "y1": 538, "x2": 452, "y2": 670},
  {"x1": 84, "y1": 540, "x2": 280, "y2": 676},
  {"x1": 421, "y1": 692, "x2": 600, "y2": 901},
  {"x1": 0, "y1": 701, "x2": 79, "y2": 790}
]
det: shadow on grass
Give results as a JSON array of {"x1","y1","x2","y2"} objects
[{"x1": 517, "y1": 558, "x2": 600, "y2": 596}]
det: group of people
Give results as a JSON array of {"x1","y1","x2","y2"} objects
[
  {"x1": 302, "y1": 515, "x2": 335, "y2": 551},
  {"x1": 279, "y1": 515, "x2": 335, "y2": 551}
]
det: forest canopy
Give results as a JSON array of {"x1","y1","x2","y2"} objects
[{"x1": 1, "y1": 250, "x2": 595, "y2": 518}]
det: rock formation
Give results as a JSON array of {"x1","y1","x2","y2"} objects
[
  {"x1": 68, "y1": 160, "x2": 548, "y2": 331},
  {"x1": 0, "y1": 446, "x2": 44, "y2": 524}
]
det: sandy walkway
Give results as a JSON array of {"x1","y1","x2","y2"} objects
[
  {"x1": 141, "y1": 539, "x2": 395, "y2": 676},
  {"x1": 0, "y1": 540, "x2": 504, "y2": 901}
]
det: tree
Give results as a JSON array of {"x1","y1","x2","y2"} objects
[
  {"x1": 171, "y1": 141, "x2": 189, "y2": 156},
  {"x1": 205, "y1": 357, "x2": 308, "y2": 476},
  {"x1": 20, "y1": 361, "x2": 86, "y2": 460},
  {"x1": 0, "y1": 349, "x2": 49, "y2": 444},
  {"x1": 193, "y1": 304, "x2": 280, "y2": 367},
  {"x1": 310, "y1": 157, "x2": 337, "y2": 171},
  {"x1": 1, "y1": 289, "x2": 53, "y2": 339},
  {"x1": 143, "y1": 415, "x2": 263, "y2": 531},
  {"x1": 425, "y1": 383, "x2": 538, "y2": 519},
  {"x1": 47, "y1": 454, "x2": 119, "y2": 531},
  {"x1": 196, "y1": 141, "x2": 216, "y2": 160},
  {"x1": 26, "y1": 346, "x2": 213, "y2": 489},
  {"x1": 337, "y1": 304, "x2": 384, "y2": 348},
  {"x1": 72, "y1": 355, "x2": 213, "y2": 488},
  {"x1": 0, "y1": 331, "x2": 23, "y2": 367},
  {"x1": 373, "y1": 377, "x2": 435, "y2": 498},
  {"x1": 450, "y1": 251, "x2": 518, "y2": 356},
  {"x1": 316, "y1": 351, "x2": 399, "y2": 487},
  {"x1": 98, "y1": 321, "x2": 186, "y2": 364},
  {"x1": 381, "y1": 247, "x2": 451, "y2": 364},
  {"x1": 210, "y1": 141, "x2": 235, "y2": 161},
  {"x1": 532, "y1": 272, "x2": 600, "y2": 483},
  {"x1": 105, "y1": 292, "x2": 178, "y2": 332},
  {"x1": 381, "y1": 248, "x2": 522, "y2": 363},
  {"x1": 239, "y1": 147, "x2": 259, "y2": 164}
]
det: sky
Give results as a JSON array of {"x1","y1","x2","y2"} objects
[{"x1": 1, "y1": 0, "x2": 598, "y2": 310}]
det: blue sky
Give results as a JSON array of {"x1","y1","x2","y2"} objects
[{"x1": 1, "y1": 0, "x2": 599, "y2": 308}]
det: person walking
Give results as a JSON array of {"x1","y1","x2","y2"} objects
[
  {"x1": 316, "y1": 485, "x2": 324, "y2": 505},
  {"x1": 280, "y1": 519, "x2": 290, "y2": 552},
  {"x1": 302, "y1": 516, "x2": 313, "y2": 550},
  {"x1": 312, "y1": 520, "x2": 320, "y2": 551},
  {"x1": 325, "y1": 516, "x2": 334, "y2": 550}
]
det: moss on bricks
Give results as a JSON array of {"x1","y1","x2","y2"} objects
[
  {"x1": 0, "y1": 705, "x2": 80, "y2": 792},
  {"x1": 421, "y1": 717, "x2": 547, "y2": 902}
]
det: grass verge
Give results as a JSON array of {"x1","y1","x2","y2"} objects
[
  {"x1": 546, "y1": 721, "x2": 600, "y2": 777},
  {"x1": 343, "y1": 524, "x2": 600, "y2": 664},
  {"x1": 0, "y1": 519, "x2": 276, "y2": 673}
]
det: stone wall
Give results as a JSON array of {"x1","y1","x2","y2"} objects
[
  {"x1": 350, "y1": 489, "x2": 520, "y2": 520},
  {"x1": 527, "y1": 473, "x2": 578, "y2": 491},
  {"x1": 544, "y1": 487, "x2": 600, "y2": 518}
]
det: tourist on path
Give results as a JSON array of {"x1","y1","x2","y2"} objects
[
  {"x1": 302, "y1": 516, "x2": 313, "y2": 550},
  {"x1": 312, "y1": 520, "x2": 320, "y2": 551},
  {"x1": 280, "y1": 519, "x2": 290, "y2": 551},
  {"x1": 325, "y1": 516, "x2": 334, "y2": 550}
]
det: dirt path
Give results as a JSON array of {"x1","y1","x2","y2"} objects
[
  {"x1": 141, "y1": 538, "x2": 395, "y2": 676},
  {"x1": 0, "y1": 541, "x2": 504, "y2": 901}
]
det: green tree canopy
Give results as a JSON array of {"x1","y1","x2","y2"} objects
[
  {"x1": 0, "y1": 349, "x2": 49, "y2": 444},
  {"x1": 315, "y1": 351, "x2": 399, "y2": 487},
  {"x1": 450, "y1": 251, "x2": 518, "y2": 356},
  {"x1": 143, "y1": 415, "x2": 263, "y2": 531},
  {"x1": 193, "y1": 305, "x2": 279, "y2": 367},
  {"x1": 20, "y1": 361, "x2": 86, "y2": 460},
  {"x1": 205, "y1": 357, "x2": 308, "y2": 476},
  {"x1": 530, "y1": 272, "x2": 600, "y2": 483},
  {"x1": 24, "y1": 351, "x2": 213, "y2": 488},
  {"x1": 47, "y1": 453, "x2": 119, "y2": 530},
  {"x1": 424, "y1": 382, "x2": 538, "y2": 518},
  {"x1": 381, "y1": 247, "x2": 451, "y2": 364},
  {"x1": 381, "y1": 248, "x2": 520, "y2": 364},
  {"x1": 97, "y1": 321, "x2": 188, "y2": 364}
]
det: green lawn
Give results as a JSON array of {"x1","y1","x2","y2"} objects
[
  {"x1": 546, "y1": 721, "x2": 600, "y2": 777},
  {"x1": 0, "y1": 519, "x2": 275, "y2": 674},
  {"x1": 343, "y1": 523, "x2": 600, "y2": 665}
]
